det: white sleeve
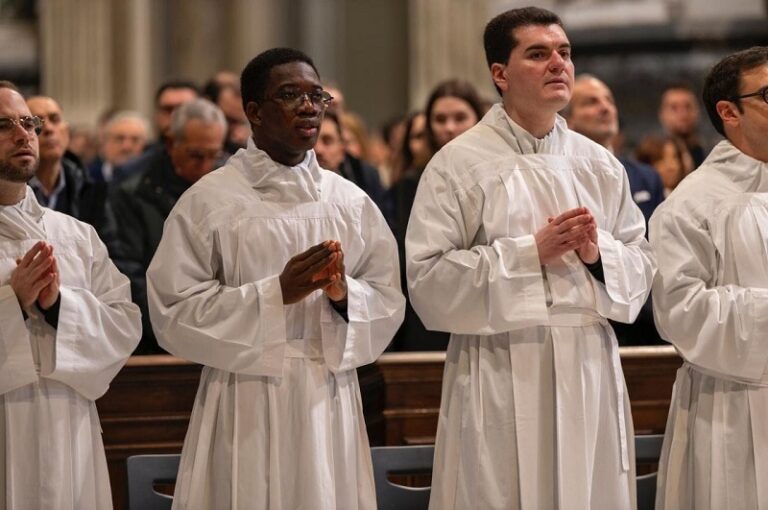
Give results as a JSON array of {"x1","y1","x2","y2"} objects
[
  {"x1": 41, "y1": 228, "x2": 142, "y2": 400},
  {"x1": 0, "y1": 285, "x2": 38, "y2": 395},
  {"x1": 650, "y1": 209, "x2": 768, "y2": 381},
  {"x1": 406, "y1": 163, "x2": 548, "y2": 336},
  {"x1": 320, "y1": 198, "x2": 405, "y2": 372},
  {"x1": 591, "y1": 170, "x2": 657, "y2": 323},
  {"x1": 147, "y1": 209, "x2": 288, "y2": 377}
]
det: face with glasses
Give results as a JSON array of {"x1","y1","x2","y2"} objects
[
  {"x1": 0, "y1": 88, "x2": 39, "y2": 183},
  {"x1": 247, "y1": 61, "x2": 330, "y2": 167},
  {"x1": 724, "y1": 64, "x2": 768, "y2": 162}
]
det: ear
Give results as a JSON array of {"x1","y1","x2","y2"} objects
[
  {"x1": 716, "y1": 99, "x2": 739, "y2": 130},
  {"x1": 245, "y1": 101, "x2": 261, "y2": 126},
  {"x1": 490, "y1": 63, "x2": 508, "y2": 94}
]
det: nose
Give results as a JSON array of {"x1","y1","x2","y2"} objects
[
  {"x1": 297, "y1": 93, "x2": 317, "y2": 114},
  {"x1": 12, "y1": 121, "x2": 34, "y2": 143},
  {"x1": 548, "y1": 52, "x2": 565, "y2": 73}
]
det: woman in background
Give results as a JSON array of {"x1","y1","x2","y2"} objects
[
  {"x1": 389, "y1": 79, "x2": 485, "y2": 351},
  {"x1": 635, "y1": 135, "x2": 695, "y2": 195}
]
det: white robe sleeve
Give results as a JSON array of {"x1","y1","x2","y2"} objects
[
  {"x1": 320, "y1": 199, "x2": 405, "y2": 372},
  {"x1": 406, "y1": 164, "x2": 548, "y2": 336},
  {"x1": 650, "y1": 209, "x2": 768, "y2": 381},
  {"x1": 147, "y1": 210, "x2": 289, "y2": 377},
  {"x1": 591, "y1": 171, "x2": 656, "y2": 323},
  {"x1": 0, "y1": 284, "x2": 38, "y2": 395},
  {"x1": 40, "y1": 228, "x2": 142, "y2": 400}
]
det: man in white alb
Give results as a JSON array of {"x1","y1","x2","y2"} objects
[
  {"x1": 0, "y1": 81, "x2": 141, "y2": 510},
  {"x1": 147, "y1": 48, "x2": 404, "y2": 510},
  {"x1": 406, "y1": 7, "x2": 656, "y2": 509},
  {"x1": 651, "y1": 46, "x2": 768, "y2": 510}
]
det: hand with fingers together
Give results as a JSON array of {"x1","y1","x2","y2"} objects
[
  {"x1": 313, "y1": 240, "x2": 347, "y2": 303},
  {"x1": 279, "y1": 241, "x2": 341, "y2": 305},
  {"x1": 574, "y1": 214, "x2": 600, "y2": 264},
  {"x1": 9, "y1": 241, "x2": 59, "y2": 310},
  {"x1": 535, "y1": 207, "x2": 597, "y2": 266}
]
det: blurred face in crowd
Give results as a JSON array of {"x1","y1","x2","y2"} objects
[
  {"x1": 102, "y1": 117, "x2": 148, "y2": 166},
  {"x1": 653, "y1": 139, "x2": 692, "y2": 190},
  {"x1": 659, "y1": 88, "x2": 699, "y2": 137},
  {"x1": 0, "y1": 88, "x2": 39, "y2": 183},
  {"x1": 324, "y1": 85, "x2": 345, "y2": 114},
  {"x1": 155, "y1": 87, "x2": 198, "y2": 139},
  {"x1": 248, "y1": 61, "x2": 325, "y2": 166},
  {"x1": 314, "y1": 118, "x2": 345, "y2": 171},
  {"x1": 27, "y1": 96, "x2": 68, "y2": 164},
  {"x1": 169, "y1": 119, "x2": 225, "y2": 184},
  {"x1": 409, "y1": 113, "x2": 430, "y2": 169},
  {"x1": 430, "y1": 96, "x2": 479, "y2": 148},
  {"x1": 492, "y1": 24, "x2": 574, "y2": 119},
  {"x1": 217, "y1": 86, "x2": 250, "y2": 148},
  {"x1": 568, "y1": 77, "x2": 619, "y2": 148}
]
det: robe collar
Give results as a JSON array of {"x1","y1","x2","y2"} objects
[
  {"x1": 704, "y1": 140, "x2": 768, "y2": 192},
  {"x1": 0, "y1": 186, "x2": 47, "y2": 240},
  {"x1": 482, "y1": 103, "x2": 563, "y2": 155},
  {"x1": 231, "y1": 137, "x2": 323, "y2": 202}
]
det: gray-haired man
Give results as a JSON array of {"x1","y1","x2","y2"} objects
[{"x1": 110, "y1": 98, "x2": 226, "y2": 353}]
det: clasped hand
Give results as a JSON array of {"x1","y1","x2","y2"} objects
[
  {"x1": 280, "y1": 240, "x2": 347, "y2": 305},
  {"x1": 10, "y1": 241, "x2": 61, "y2": 311},
  {"x1": 534, "y1": 207, "x2": 599, "y2": 265}
]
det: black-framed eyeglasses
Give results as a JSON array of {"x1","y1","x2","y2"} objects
[
  {"x1": 732, "y1": 86, "x2": 768, "y2": 105},
  {"x1": 264, "y1": 90, "x2": 334, "y2": 110},
  {"x1": 0, "y1": 116, "x2": 43, "y2": 136}
]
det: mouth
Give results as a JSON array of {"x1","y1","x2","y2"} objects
[
  {"x1": 295, "y1": 122, "x2": 319, "y2": 138},
  {"x1": 12, "y1": 149, "x2": 36, "y2": 158},
  {"x1": 545, "y1": 78, "x2": 568, "y2": 87}
]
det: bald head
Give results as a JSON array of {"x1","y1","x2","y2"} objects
[
  {"x1": 567, "y1": 75, "x2": 619, "y2": 149},
  {"x1": 27, "y1": 96, "x2": 69, "y2": 163}
]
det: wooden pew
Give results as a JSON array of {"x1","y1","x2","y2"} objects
[{"x1": 97, "y1": 346, "x2": 681, "y2": 509}]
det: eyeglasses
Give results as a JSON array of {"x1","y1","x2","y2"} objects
[
  {"x1": 732, "y1": 86, "x2": 768, "y2": 104},
  {"x1": 264, "y1": 90, "x2": 334, "y2": 110},
  {"x1": 182, "y1": 147, "x2": 222, "y2": 163},
  {"x1": 0, "y1": 116, "x2": 43, "y2": 136}
]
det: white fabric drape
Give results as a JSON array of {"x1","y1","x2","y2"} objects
[
  {"x1": 147, "y1": 145, "x2": 404, "y2": 510},
  {"x1": 407, "y1": 105, "x2": 656, "y2": 510}
]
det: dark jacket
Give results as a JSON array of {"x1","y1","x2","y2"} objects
[
  {"x1": 339, "y1": 154, "x2": 390, "y2": 220},
  {"x1": 387, "y1": 169, "x2": 450, "y2": 351},
  {"x1": 613, "y1": 156, "x2": 665, "y2": 346},
  {"x1": 110, "y1": 147, "x2": 190, "y2": 354},
  {"x1": 32, "y1": 152, "x2": 116, "y2": 249}
]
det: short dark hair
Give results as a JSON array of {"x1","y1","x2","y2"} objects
[
  {"x1": 424, "y1": 79, "x2": 486, "y2": 152},
  {"x1": 0, "y1": 80, "x2": 20, "y2": 92},
  {"x1": 154, "y1": 80, "x2": 200, "y2": 106},
  {"x1": 240, "y1": 48, "x2": 319, "y2": 114},
  {"x1": 661, "y1": 81, "x2": 695, "y2": 98},
  {"x1": 703, "y1": 46, "x2": 768, "y2": 137},
  {"x1": 484, "y1": 7, "x2": 564, "y2": 94}
]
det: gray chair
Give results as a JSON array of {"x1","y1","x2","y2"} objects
[
  {"x1": 635, "y1": 434, "x2": 665, "y2": 510},
  {"x1": 370, "y1": 445, "x2": 435, "y2": 510},
  {"x1": 126, "y1": 454, "x2": 180, "y2": 510}
]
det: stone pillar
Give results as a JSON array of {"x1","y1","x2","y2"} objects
[
  {"x1": 38, "y1": 0, "x2": 113, "y2": 124},
  {"x1": 408, "y1": 0, "x2": 496, "y2": 109}
]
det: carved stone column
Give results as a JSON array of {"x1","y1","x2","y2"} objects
[
  {"x1": 408, "y1": 0, "x2": 497, "y2": 109},
  {"x1": 38, "y1": 0, "x2": 113, "y2": 124}
]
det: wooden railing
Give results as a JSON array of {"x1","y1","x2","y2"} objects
[{"x1": 97, "y1": 346, "x2": 682, "y2": 509}]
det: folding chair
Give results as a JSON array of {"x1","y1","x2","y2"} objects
[
  {"x1": 635, "y1": 434, "x2": 665, "y2": 510},
  {"x1": 370, "y1": 445, "x2": 435, "y2": 510},
  {"x1": 126, "y1": 454, "x2": 180, "y2": 510}
]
